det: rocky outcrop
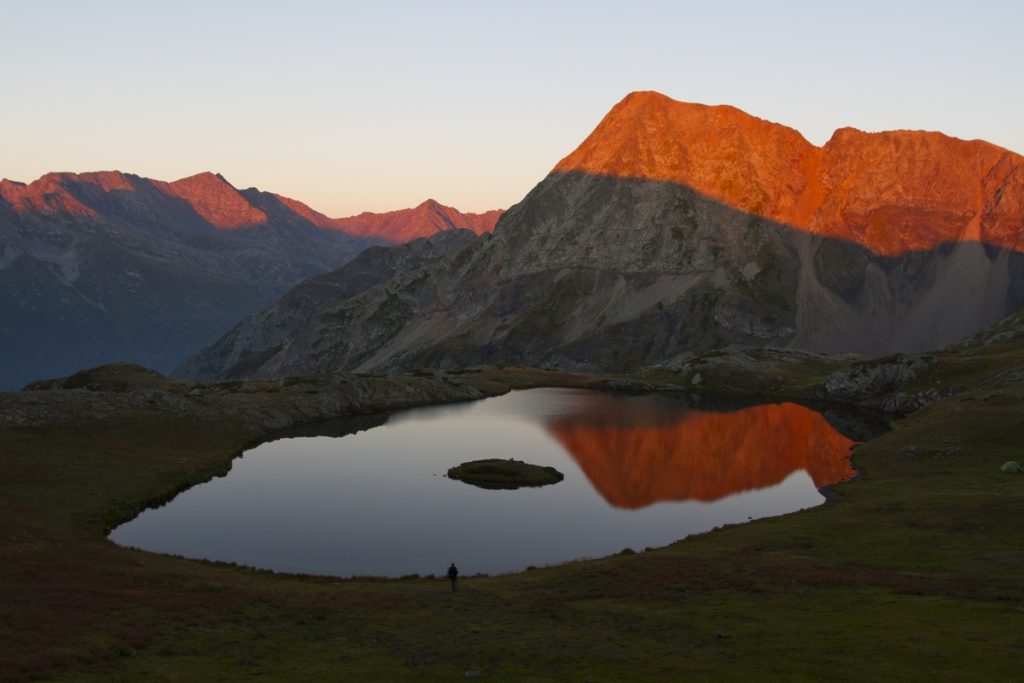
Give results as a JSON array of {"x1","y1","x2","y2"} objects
[
  {"x1": 820, "y1": 354, "x2": 940, "y2": 413},
  {"x1": 182, "y1": 92, "x2": 1024, "y2": 380}
]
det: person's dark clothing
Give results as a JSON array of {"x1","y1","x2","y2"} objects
[{"x1": 447, "y1": 563, "x2": 459, "y2": 592}]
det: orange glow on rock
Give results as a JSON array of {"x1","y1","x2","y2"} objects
[
  {"x1": 330, "y1": 199, "x2": 503, "y2": 242},
  {"x1": 157, "y1": 172, "x2": 267, "y2": 229},
  {"x1": 0, "y1": 171, "x2": 503, "y2": 240},
  {"x1": 0, "y1": 173, "x2": 98, "y2": 217},
  {"x1": 0, "y1": 170, "x2": 268, "y2": 229},
  {"x1": 548, "y1": 402, "x2": 856, "y2": 509},
  {"x1": 554, "y1": 91, "x2": 1024, "y2": 255}
]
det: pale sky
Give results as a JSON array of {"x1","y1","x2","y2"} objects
[{"x1": 2, "y1": 1, "x2": 1021, "y2": 216}]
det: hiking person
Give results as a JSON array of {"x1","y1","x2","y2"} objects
[{"x1": 447, "y1": 562, "x2": 459, "y2": 592}]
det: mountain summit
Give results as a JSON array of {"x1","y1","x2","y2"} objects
[
  {"x1": 177, "y1": 91, "x2": 1024, "y2": 380},
  {"x1": 157, "y1": 172, "x2": 268, "y2": 228},
  {"x1": 330, "y1": 199, "x2": 503, "y2": 242},
  {"x1": 555, "y1": 91, "x2": 814, "y2": 224},
  {"x1": 556, "y1": 91, "x2": 1022, "y2": 256}
]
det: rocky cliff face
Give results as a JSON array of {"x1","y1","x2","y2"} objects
[{"x1": 181, "y1": 92, "x2": 1024, "y2": 380}]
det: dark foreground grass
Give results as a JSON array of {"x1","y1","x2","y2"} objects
[{"x1": 2, "y1": 355, "x2": 1024, "y2": 681}]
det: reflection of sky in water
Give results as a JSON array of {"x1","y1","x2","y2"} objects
[{"x1": 110, "y1": 389, "x2": 853, "y2": 577}]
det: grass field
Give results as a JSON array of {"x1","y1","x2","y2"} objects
[{"x1": 1, "y1": 346, "x2": 1023, "y2": 681}]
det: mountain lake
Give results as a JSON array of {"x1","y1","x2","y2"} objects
[{"x1": 110, "y1": 388, "x2": 869, "y2": 577}]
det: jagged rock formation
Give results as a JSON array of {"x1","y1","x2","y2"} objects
[
  {"x1": 181, "y1": 92, "x2": 1024, "y2": 380},
  {"x1": 820, "y1": 354, "x2": 940, "y2": 413}
]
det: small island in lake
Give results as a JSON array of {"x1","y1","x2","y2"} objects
[{"x1": 447, "y1": 459, "x2": 565, "y2": 490}]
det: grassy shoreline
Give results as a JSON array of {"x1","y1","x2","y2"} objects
[{"x1": 2, "y1": 353, "x2": 1023, "y2": 680}]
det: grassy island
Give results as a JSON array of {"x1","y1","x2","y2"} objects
[{"x1": 447, "y1": 458, "x2": 564, "y2": 489}]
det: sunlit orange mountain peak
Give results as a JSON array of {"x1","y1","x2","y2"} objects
[
  {"x1": 0, "y1": 170, "x2": 268, "y2": 228},
  {"x1": 554, "y1": 91, "x2": 1024, "y2": 255},
  {"x1": 555, "y1": 91, "x2": 813, "y2": 223},
  {"x1": 0, "y1": 170, "x2": 503, "y2": 241},
  {"x1": 0, "y1": 172, "x2": 104, "y2": 216},
  {"x1": 156, "y1": 172, "x2": 268, "y2": 229},
  {"x1": 330, "y1": 199, "x2": 504, "y2": 242},
  {"x1": 548, "y1": 402, "x2": 856, "y2": 509}
]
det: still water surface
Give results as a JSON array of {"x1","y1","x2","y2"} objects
[{"x1": 110, "y1": 389, "x2": 857, "y2": 577}]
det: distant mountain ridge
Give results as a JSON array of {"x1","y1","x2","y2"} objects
[
  {"x1": 330, "y1": 199, "x2": 503, "y2": 242},
  {"x1": 0, "y1": 170, "x2": 501, "y2": 389},
  {"x1": 0, "y1": 170, "x2": 503, "y2": 240},
  {"x1": 180, "y1": 91, "x2": 1024, "y2": 380}
]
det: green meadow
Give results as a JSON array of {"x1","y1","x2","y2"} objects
[{"x1": 2, "y1": 342, "x2": 1023, "y2": 681}]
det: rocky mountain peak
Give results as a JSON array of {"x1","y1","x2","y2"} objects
[
  {"x1": 160, "y1": 172, "x2": 267, "y2": 229},
  {"x1": 1, "y1": 170, "x2": 269, "y2": 228},
  {"x1": 554, "y1": 92, "x2": 814, "y2": 229},
  {"x1": 331, "y1": 200, "x2": 503, "y2": 243},
  {"x1": 409, "y1": 199, "x2": 451, "y2": 224},
  {"x1": 0, "y1": 172, "x2": 99, "y2": 217},
  {"x1": 69, "y1": 170, "x2": 135, "y2": 193},
  {"x1": 814, "y1": 127, "x2": 1019, "y2": 253},
  {"x1": 554, "y1": 91, "x2": 1024, "y2": 256}
]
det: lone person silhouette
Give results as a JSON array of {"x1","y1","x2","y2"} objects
[{"x1": 447, "y1": 562, "x2": 459, "y2": 592}]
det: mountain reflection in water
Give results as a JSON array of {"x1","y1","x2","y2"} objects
[
  {"x1": 548, "y1": 400, "x2": 856, "y2": 509},
  {"x1": 110, "y1": 389, "x2": 870, "y2": 577}
]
